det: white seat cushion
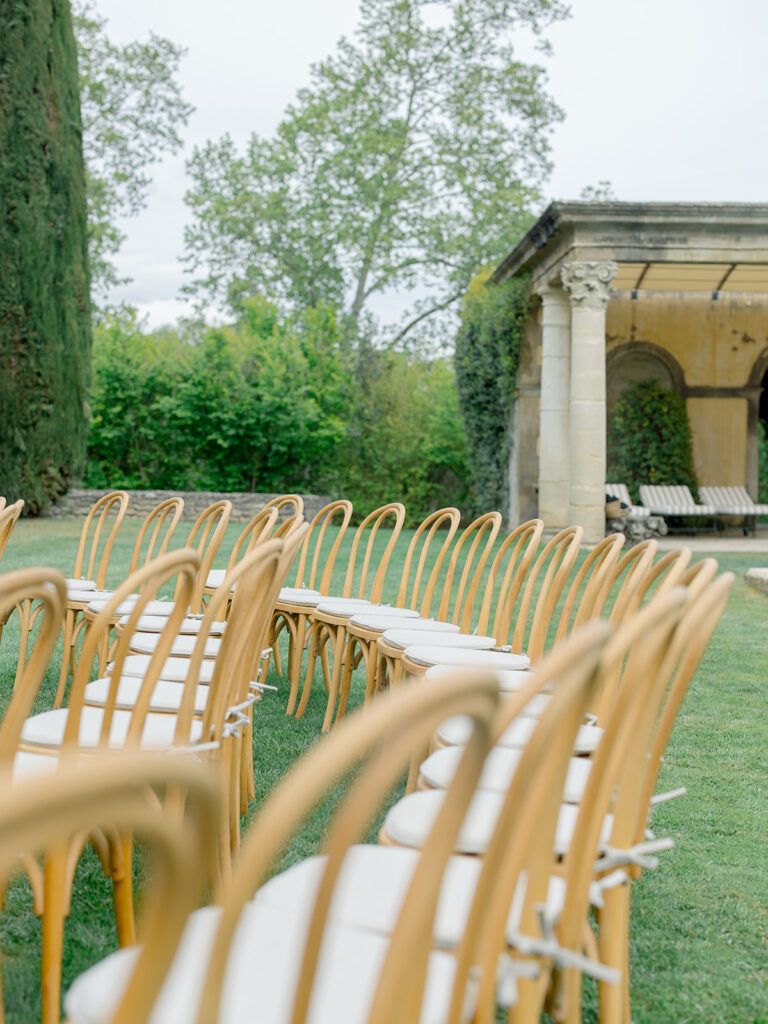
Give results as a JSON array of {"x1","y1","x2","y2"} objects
[
  {"x1": 383, "y1": 629, "x2": 497, "y2": 651},
  {"x1": 88, "y1": 597, "x2": 177, "y2": 616},
  {"x1": 64, "y1": 900, "x2": 464, "y2": 1024},
  {"x1": 425, "y1": 665, "x2": 536, "y2": 693},
  {"x1": 419, "y1": 745, "x2": 592, "y2": 804},
  {"x1": 383, "y1": 789, "x2": 612, "y2": 858},
  {"x1": 121, "y1": 615, "x2": 226, "y2": 637},
  {"x1": 84, "y1": 676, "x2": 211, "y2": 716},
  {"x1": 437, "y1": 713, "x2": 601, "y2": 755},
  {"x1": 350, "y1": 614, "x2": 460, "y2": 634},
  {"x1": 12, "y1": 750, "x2": 61, "y2": 784},
  {"x1": 107, "y1": 654, "x2": 215, "y2": 684},
  {"x1": 404, "y1": 647, "x2": 531, "y2": 671},
  {"x1": 278, "y1": 586, "x2": 323, "y2": 605},
  {"x1": 129, "y1": 633, "x2": 222, "y2": 659},
  {"x1": 20, "y1": 706, "x2": 204, "y2": 750},
  {"x1": 65, "y1": 578, "x2": 97, "y2": 592},
  {"x1": 255, "y1": 847, "x2": 587, "y2": 952},
  {"x1": 67, "y1": 588, "x2": 116, "y2": 604}
]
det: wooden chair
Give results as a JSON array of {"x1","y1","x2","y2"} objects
[
  {"x1": 207, "y1": 625, "x2": 611, "y2": 1024},
  {"x1": 263, "y1": 493, "x2": 305, "y2": 538},
  {"x1": 397, "y1": 523, "x2": 583, "y2": 680},
  {"x1": 270, "y1": 499, "x2": 354, "y2": 713},
  {"x1": 294, "y1": 502, "x2": 406, "y2": 731},
  {"x1": 13, "y1": 491, "x2": 128, "y2": 693},
  {"x1": 335, "y1": 507, "x2": 461, "y2": 718},
  {"x1": 202, "y1": 505, "x2": 278, "y2": 598},
  {"x1": 61, "y1": 496, "x2": 185, "y2": 686},
  {"x1": 63, "y1": 665, "x2": 506, "y2": 1024},
  {"x1": 77, "y1": 501, "x2": 232, "y2": 693},
  {"x1": 374, "y1": 510, "x2": 503, "y2": 691},
  {"x1": 593, "y1": 567, "x2": 733, "y2": 1024},
  {"x1": 0, "y1": 499, "x2": 25, "y2": 647},
  {"x1": 0, "y1": 752, "x2": 220, "y2": 1024}
]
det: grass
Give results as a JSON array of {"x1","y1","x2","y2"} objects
[{"x1": 0, "y1": 520, "x2": 767, "y2": 1022}]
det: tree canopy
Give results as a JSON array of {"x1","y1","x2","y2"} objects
[
  {"x1": 183, "y1": 0, "x2": 566, "y2": 340},
  {"x1": 73, "y1": 1, "x2": 193, "y2": 300}
]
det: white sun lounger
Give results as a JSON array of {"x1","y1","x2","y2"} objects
[
  {"x1": 638, "y1": 485, "x2": 717, "y2": 522},
  {"x1": 605, "y1": 483, "x2": 650, "y2": 518}
]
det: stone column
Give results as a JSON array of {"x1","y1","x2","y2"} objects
[
  {"x1": 561, "y1": 260, "x2": 617, "y2": 542},
  {"x1": 537, "y1": 285, "x2": 571, "y2": 529}
]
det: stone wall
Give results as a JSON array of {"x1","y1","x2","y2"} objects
[{"x1": 48, "y1": 489, "x2": 333, "y2": 523}]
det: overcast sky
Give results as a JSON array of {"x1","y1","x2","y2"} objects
[{"x1": 90, "y1": 0, "x2": 768, "y2": 328}]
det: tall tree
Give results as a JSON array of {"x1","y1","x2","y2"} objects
[
  {"x1": 0, "y1": 0, "x2": 92, "y2": 512},
  {"x1": 183, "y1": 0, "x2": 567, "y2": 342},
  {"x1": 73, "y1": 2, "x2": 193, "y2": 300}
]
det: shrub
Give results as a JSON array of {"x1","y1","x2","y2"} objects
[
  {"x1": 454, "y1": 270, "x2": 529, "y2": 517},
  {"x1": 607, "y1": 379, "x2": 698, "y2": 503},
  {"x1": 0, "y1": 0, "x2": 91, "y2": 512}
]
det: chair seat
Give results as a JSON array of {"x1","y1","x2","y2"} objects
[
  {"x1": 419, "y1": 745, "x2": 592, "y2": 804},
  {"x1": 436, "y1": 714, "x2": 602, "y2": 754},
  {"x1": 424, "y1": 665, "x2": 536, "y2": 693},
  {"x1": 121, "y1": 615, "x2": 226, "y2": 637},
  {"x1": 278, "y1": 586, "x2": 323, "y2": 605},
  {"x1": 315, "y1": 599, "x2": 418, "y2": 618},
  {"x1": 65, "y1": 577, "x2": 97, "y2": 592},
  {"x1": 64, "y1": 900, "x2": 464, "y2": 1024},
  {"x1": 383, "y1": 789, "x2": 612, "y2": 858},
  {"x1": 404, "y1": 647, "x2": 531, "y2": 671},
  {"x1": 84, "y1": 675, "x2": 211, "y2": 715},
  {"x1": 383, "y1": 629, "x2": 497, "y2": 651},
  {"x1": 255, "y1": 846, "x2": 579, "y2": 952},
  {"x1": 349, "y1": 614, "x2": 460, "y2": 634},
  {"x1": 107, "y1": 654, "x2": 216, "y2": 684},
  {"x1": 20, "y1": 706, "x2": 204, "y2": 750},
  {"x1": 12, "y1": 750, "x2": 61, "y2": 784},
  {"x1": 67, "y1": 588, "x2": 118, "y2": 604},
  {"x1": 88, "y1": 596, "x2": 177, "y2": 616},
  {"x1": 128, "y1": 632, "x2": 222, "y2": 659}
]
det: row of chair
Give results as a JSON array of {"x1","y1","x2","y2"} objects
[
  {"x1": 0, "y1": 553, "x2": 731, "y2": 1024},
  {"x1": 0, "y1": 489, "x2": 732, "y2": 1023}
]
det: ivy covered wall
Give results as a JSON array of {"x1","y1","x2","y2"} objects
[{"x1": 454, "y1": 270, "x2": 530, "y2": 517}]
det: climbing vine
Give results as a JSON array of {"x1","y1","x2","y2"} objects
[
  {"x1": 454, "y1": 270, "x2": 530, "y2": 516},
  {"x1": 607, "y1": 379, "x2": 698, "y2": 503}
]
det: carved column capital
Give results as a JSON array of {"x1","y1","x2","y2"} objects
[{"x1": 560, "y1": 261, "x2": 618, "y2": 311}]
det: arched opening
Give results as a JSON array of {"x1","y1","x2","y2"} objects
[{"x1": 606, "y1": 342, "x2": 686, "y2": 425}]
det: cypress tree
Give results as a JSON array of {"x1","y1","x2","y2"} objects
[{"x1": 0, "y1": 0, "x2": 91, "y2": 513}]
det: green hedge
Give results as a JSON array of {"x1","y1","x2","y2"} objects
[
  {"x1": 85, "y1": 301, "x2": 470, "y2": 524},
  {"x1": 607, "y1": 379, "x2": 698, "y2": 503},
  {"x1": 454, "y1": 271, "x2": 529, "y2": 517},
  {"x1": 0, "y1": 0, "x2": 91, "y2": 513}
]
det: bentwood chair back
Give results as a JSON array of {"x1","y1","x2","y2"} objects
[{"x1": 0, "y1": 754, "x2": 220, "y2": 1024}]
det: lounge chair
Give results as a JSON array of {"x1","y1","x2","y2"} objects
[
  {"x1": 699, "y1": 486, "x2": 768, "y2": 534},
  {"x1": 605, "y1": 483, "x2": 650, "y2": 518},
  {"x1": 638, "y1": 485, "x2": 717, "y2": 528}
]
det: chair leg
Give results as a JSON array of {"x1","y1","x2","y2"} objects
[
  {"x1": 54, "y1": 609, "x2": 77, "y2": 708},
  {"x1": 322, "y1": 627, "x2": 346, "y2": 733},
  {"x1": 296, "y1": 626, "x2": 323, "y2": 720},
  {"x1": 596, "y1": 882, "x2": 631, "y2": 1024},
  {"x1": 109, "y1": 834, "x2": 137, "y2": 947},
  {"x1": 14, "y1": 598, "x2": 33, "y2": 691},
  {"x1": 40, "y1": 844, "x2": 68, "y2": 1024},
  {"x1": 285, "y1": 613, "x2": 306, "y2": 716}
]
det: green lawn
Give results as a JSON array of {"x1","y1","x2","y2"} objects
[{"x1": 0, "y1": 520, "x2": 766, "y2": 1022}]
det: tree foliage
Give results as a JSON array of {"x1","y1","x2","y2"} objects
[
  {"x1": 454, "y1": 270, "x2": 529, "y2": 516},
  {"x1": 73, "y1": 1, "x2": 193, "y2": 299},
  {"x1": 607, "y1": 379, "x2": 698, "y2": 503},
  {"x1": 85, "y1": 305, "x2": 469, "y2": 521},
  {"x1": 0, "y1": 0, "x2": 91, "y2": 513},
  {"x1": 183, "y1": 0, "x2": 566, "y2": 339}
]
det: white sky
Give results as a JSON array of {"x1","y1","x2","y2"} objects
[{"x1": 90, "y1": 0, "x2": 768, "y2": 328}]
